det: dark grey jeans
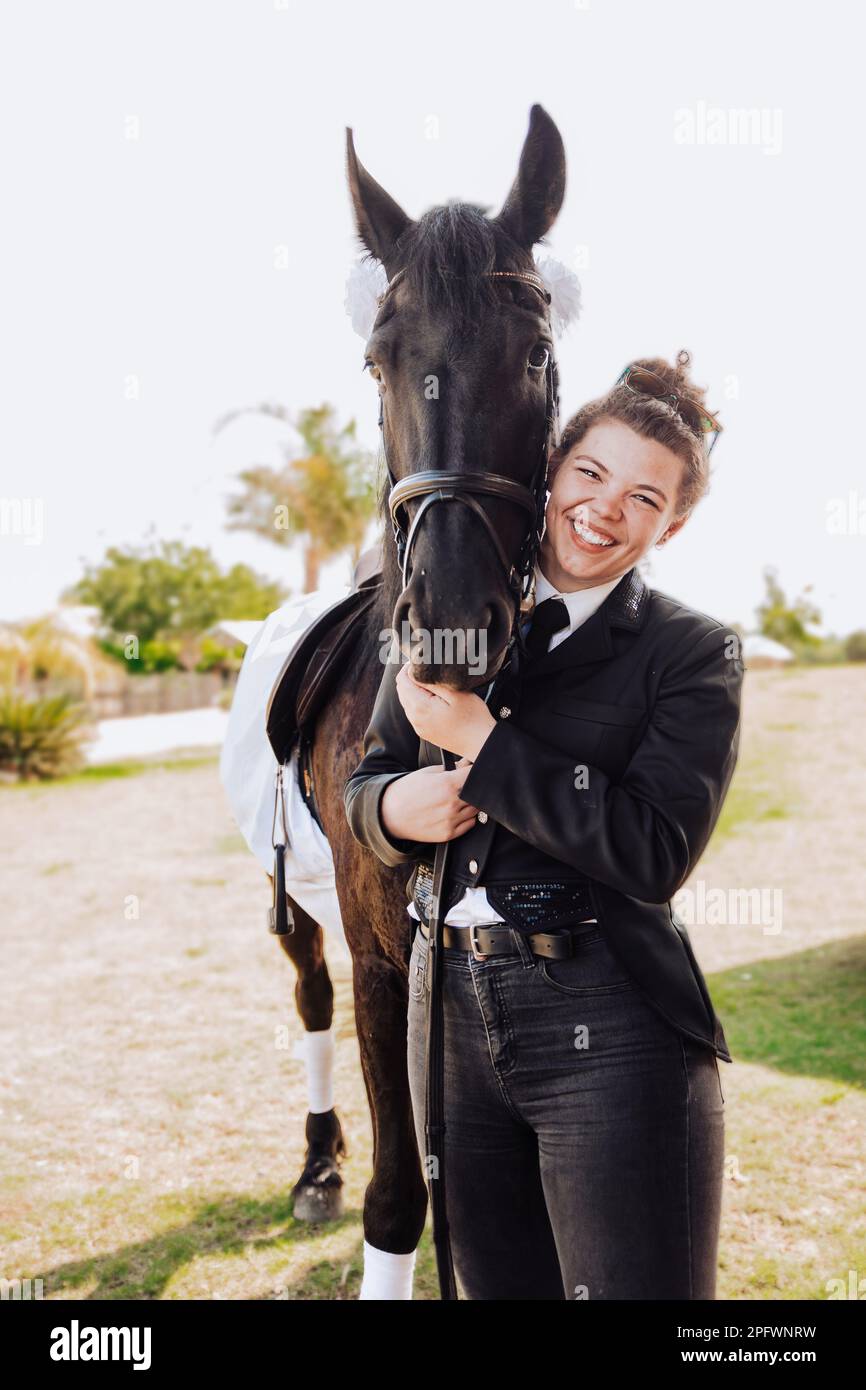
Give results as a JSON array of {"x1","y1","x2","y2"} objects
[{"x1": 407, "y1": 920, "x2": 726, "y2": 1300}]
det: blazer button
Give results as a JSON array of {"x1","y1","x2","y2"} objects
[
  {"x1": 499, "y1": 706, "x2": 511, "y2": 718},
  {"x1": 477, "y1": 811, "x2": 488, "y2": 823},
  {"x1": 469, "y1": 859, "x2": 478, "y2": 873}
]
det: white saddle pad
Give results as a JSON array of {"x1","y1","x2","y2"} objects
[{"x1": 218, "y1": 587, "x2": 352, "y2": 961}]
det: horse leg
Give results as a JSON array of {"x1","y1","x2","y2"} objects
[
  {"x1": 310, "y1": 664, "x2": 429, "y2": 1296},
  {"x1": 277, "y1": 895, "x2": 346, "y2": 1223},
  {"x1": 329, "y1": 848, "x2": 428, "y2": 1300}
]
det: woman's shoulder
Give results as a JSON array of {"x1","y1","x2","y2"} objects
[
  {"x1": 646, "y1": 583, "x2": 732, "y2": 636},
  {"x1": 641, "y1": 581, "x2": 742, "y2": 671}
]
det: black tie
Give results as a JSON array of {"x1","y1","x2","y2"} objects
[{"x1": 524, "y1": 596, "x2": 569, "y2": 661}]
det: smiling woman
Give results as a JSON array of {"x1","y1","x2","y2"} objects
[
  {"x1": 344, "y1": 344, "x2": 744, "y2": 1301},
  {"x1": 542, "y1": 349, "x2": 716, "y2": 586}
]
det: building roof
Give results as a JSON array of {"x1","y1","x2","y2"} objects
[
  {"x1": 742, "y1": 634, "x2": 794, "y2": 662},
  {"x1": 206, "y1": 619, "x2": 264, "y2": 649}
]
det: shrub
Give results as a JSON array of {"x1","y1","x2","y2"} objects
[
  {"x1": 844, "y1": 630, "x2": 866, "y2": 663},
  {"x1": 0, "y1": 689, "x2": 94, "y2": 782}
]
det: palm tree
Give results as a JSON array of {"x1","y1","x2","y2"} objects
[{"x1": 214, "y1": 402, "x2": 377, "y2": 591}]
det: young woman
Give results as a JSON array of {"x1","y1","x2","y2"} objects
[{"x1": 344, "y1": 351, "x2": 744, "y2": 1301}]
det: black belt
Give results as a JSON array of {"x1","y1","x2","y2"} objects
[{"x1": 417, "y1": 916, "x2": 599, "y2": 961}]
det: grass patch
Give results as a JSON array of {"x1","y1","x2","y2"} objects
[
  {"x1": 709, "y1": 936, "x2": 866, "y2": 1087},
  {"x1": 713, "y1": 776, "x2": 790, "y2": 843},
  {"x1": 710, "y1": 711, "x2": 799, "y2": 845},
  {"x1": 23, "y1": 1178, "x2": 450, "y2": 1301},
  {"x1": 0, "y1": 751, "x2": 220, "y2": 791},
  {"x1": 30, "y1": 1187, "x2": 364, "y2": 1300}
]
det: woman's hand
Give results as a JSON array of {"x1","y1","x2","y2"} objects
[
  {"x1": 395, "y1": 663, "x2": 497, "y2": 761},
  {"x1": 381, "y1": 758, "x2": 479, "y2": 843}
]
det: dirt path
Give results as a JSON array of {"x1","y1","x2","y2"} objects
[
  {"x1": 0, "y1": 758, "x2": 372, "y2": 1298},
  {"x1": 692, "y1": 664, "x2": 866, "y2": 971}
]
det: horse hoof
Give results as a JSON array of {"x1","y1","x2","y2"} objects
[
  {"x1": 291, "y1": 1109, "x2": 346, "y2": 1223},
  {"x1": 292, "y1": 1178, "x2": 344, "y2": 1223}
]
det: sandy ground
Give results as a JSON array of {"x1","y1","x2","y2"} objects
[
  {"x1": 0, "y1": 755, "x2": 371, "y2": 1298},
  {"x1": 0, "y1": 665, "x2": 863, "y2": 1299},
  {"x1": 691, "y1": 664, "x2": 866, "y2": 963}
]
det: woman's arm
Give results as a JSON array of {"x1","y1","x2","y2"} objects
[
  {"x1": 457, "y1": 625, "x2": 744, "y2": 903},
  {"x1": 343, "y1": 654, "x2": 426, "y2": 866},
  {"x1": 343, "y1": 654, "x2": 477, "y2": 867}
]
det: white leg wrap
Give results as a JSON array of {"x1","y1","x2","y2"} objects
[
  {"x1": 358, "y1": 1240, "x2": 417, "y2": 1300},
  {"x1": 292, "y1": 1027, "x2": 335, "y2": 1114}
]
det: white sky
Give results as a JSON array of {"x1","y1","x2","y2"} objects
[{"x1": 1, "y1": 0, "x2": 863, "y2": 635}]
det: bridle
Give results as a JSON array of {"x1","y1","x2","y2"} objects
[{"x1": 374, "y1": 266, "x2": 561, "y2": 652}]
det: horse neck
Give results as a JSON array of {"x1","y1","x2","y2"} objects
[{"x1": 359, "y1": 525, "x2": 402, "y2": 650}]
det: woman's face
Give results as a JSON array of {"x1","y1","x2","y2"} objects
[{"x1": 539, "y1": 417, "x2": 691, "y2": 590}]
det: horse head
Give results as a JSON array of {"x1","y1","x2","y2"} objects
[{"x1": 347, "y1": 104, "x2": 566, "y2": 691}]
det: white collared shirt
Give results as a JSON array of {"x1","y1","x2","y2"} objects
[
  {"x1": 529, "y1": 560, "x2": 622, "y2": 652},
  {"x1": 406, "y1": 563, "x2": 625, "y2": 927}
]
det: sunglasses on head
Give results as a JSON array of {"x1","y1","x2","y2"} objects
[{"x1": 616, "y1": 363, "x2": 723, "y2": 455}]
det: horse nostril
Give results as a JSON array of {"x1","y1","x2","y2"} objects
[
  {"x1": 484, "y1": 602, "x2": 513, "y2": 663},
  {"x1": 389, "y1": 600, "x2": 413, "y2": 659}
]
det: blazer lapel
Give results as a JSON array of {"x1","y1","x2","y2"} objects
[{"x1": 528, "y1": 566, "x2": 650, "y2": 675}]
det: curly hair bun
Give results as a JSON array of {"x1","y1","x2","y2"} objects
[
  {"x1": 631, "y1": 350, "x2": 709, "y2": 409},
  {"x1": 548, "y1": 349, "x2": 718, "y2": 519}
]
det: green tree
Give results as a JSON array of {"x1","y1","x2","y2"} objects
[
  {"x1": 64, "y1": 538, "x2": 286, "y2": 672},
  {"x1": 215, "y1": 402, "x2": 377, "y2": 591},
  {"x1": 755, "y1": 568, "x2": 822, "y2": 652}
]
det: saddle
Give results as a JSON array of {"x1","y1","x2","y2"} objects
[{"x1": 265, "y1": 567, "x2": 383, "y2": 820}]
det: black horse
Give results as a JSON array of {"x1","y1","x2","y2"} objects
[{"x1": 278, "y1": 103, "x2": 566, "y2": 1295}]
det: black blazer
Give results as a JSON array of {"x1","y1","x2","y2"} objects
[{"x1": 344, "y1": 567, "x2": 744, "y2": 1062}]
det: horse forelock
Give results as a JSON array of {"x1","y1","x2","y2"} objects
[{"x1": 400, "y1": 204, "x2": 526, "y2": 326}]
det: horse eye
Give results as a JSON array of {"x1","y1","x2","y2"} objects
[
  {"x1": 364, "y1": 359, "x2": 383, "y2": 383},
  {"x1": 528, "y1": 344, "x2": 550, "y2": 371}
]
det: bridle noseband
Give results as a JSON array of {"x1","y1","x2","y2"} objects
[{"x1": 375, "y1": 267, "x2": 561, "y2": 645}]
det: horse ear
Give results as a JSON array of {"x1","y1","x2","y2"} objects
[
  {"x1": 346, "y1": 128, "x2": 413, "y2": 272},
  {"x1": 493, "y1": 104, "x2": 566, "y2": 249}
]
